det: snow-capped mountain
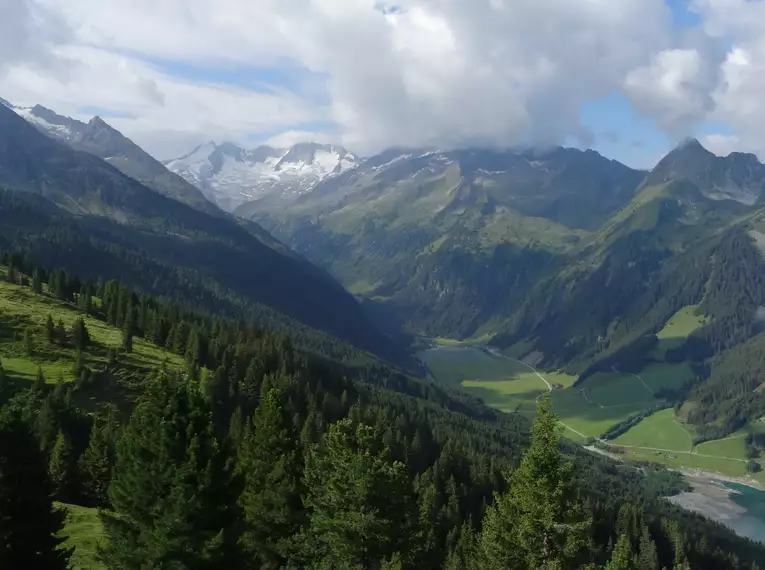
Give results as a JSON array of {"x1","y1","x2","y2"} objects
[{"x1": 165, "y1": 141, "x2": 360, "y2": 211}]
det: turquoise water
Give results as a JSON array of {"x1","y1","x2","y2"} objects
[{"x1": 724, "y1": 483, "x2": 765, "y2": 545}]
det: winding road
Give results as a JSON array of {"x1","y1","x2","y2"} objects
[{"x1": 486, "y1": 348, "x2": 589, "y2": 440}]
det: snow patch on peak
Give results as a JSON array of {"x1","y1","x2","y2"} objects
[
  {"x1": 165, "y1": 141, "x2": 361, "y2": 211},
  {"x1": 14, "y1": 105, "x2": 76, "y2": 141}
]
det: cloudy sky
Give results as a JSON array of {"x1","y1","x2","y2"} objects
[{"x1": 1, "y1": 0, "x2": 764, "y2": 168}]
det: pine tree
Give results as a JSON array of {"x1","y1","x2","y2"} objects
[
  {"x1": 606, "y1": 535, "x2": 635, "y2": 570},
  {"x1": 238, "y1": 387, "x2": 304, "y2": 569},
  {"x1": 122, "y1": 313, "x2": 134, "y2": 354},
  {"x1": 72, "y1": 350, "x2": 85, "y2": 377},
  {"x1": 72, "y1": 318, "x2": 90, "y2": 351},
  {"x1": 55, "y1": 319, "x2": 67, "y2": 346},
  {"x1": 0, "y1": 359, "x2": 9, "y2": 402},
  {"x1": 23, "y1": 327, "x2": 33, "y2": 356},
  {"x1": 302, "y1": 418, "x2": 418, "y2": 569},
  {"x1": 479, "y1": 395, "x2": 592, "y2": 570},
  {"x1": 48, "y1": 431, "x2": 78, "y2": 502},
  {"x1": 444, "y1": 524, "x2": 479, "y2": 570},
  {"x1": 637, "y1": 526, "x2": 659, "y2": 570},
  {"x1": 31, "y1": 267, "x2": 43, "y2": 294},
  {"x1": 99, "y1": 373, "x2": 243, "y2": 569},
  {"x1": 34, "y1": 366, "x2": 46, "y2": 392},
  {"x1": 79, "y1": 417, "x2": 115, "y2": 508},
  {"x1": 0, "y1": 409, "x2": 72, "y2": 568},
  {"x1": 44, "y1": 316, "x2": 55, "y2": 344}
]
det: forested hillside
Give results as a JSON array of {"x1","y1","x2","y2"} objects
[
  {"x1": 0, "y1": 255, "x2": 763, "y2": 569},
  {"x1": 238, "y1": 137, "x2": 765, "y2": 443},
  {"x1": 0, "y1": 102, "x2": 409, "y2": 368}
]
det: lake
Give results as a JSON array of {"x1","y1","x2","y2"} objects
[{"x1": 725, "y1": 483, "x2": 765, "y2": 545}]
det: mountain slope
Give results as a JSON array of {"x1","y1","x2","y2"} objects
[
  {"x1": 165, "y1": 141, "x2": 359, "y2": 211},
  {"x1": 6, "y1": 102, "x2": 219, "y2": 215},
  {"x1": 236, "y1": 146, "x2": 644, "y2": 338},
  {"x1": 0, "y1": 102, "x2": 407, "y2": 366},
  {"x1": 643, "y1": 138, "x2": 765, "y2": 205}
]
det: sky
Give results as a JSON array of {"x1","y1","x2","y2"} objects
[{"x1": 1, "y1": 0, "x2": 765, "y2": 169}]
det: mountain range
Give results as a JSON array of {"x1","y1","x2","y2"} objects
[
  {"x1": 1, "y1": 99, "x2": 219, "y2": 216},
  {"x1": 0, "y1": 98, "x2": 407, "y2": 367},
  {"x1": 164, "y1": 141, "x2": 359, "y2": 211},
  {"x1": 8, "y1": 95, "x2": 765, "y2": 440},
  {"x1": 232, "y1": 134, "x2": 765, "y2": 439}
]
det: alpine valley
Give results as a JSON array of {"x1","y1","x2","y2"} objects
[
  {"x1": 3, "y1": 95, "x2": 765, "y2": 570},
  {"x1": 236, "y1": 138, "x2": 765, "y2": 461}
]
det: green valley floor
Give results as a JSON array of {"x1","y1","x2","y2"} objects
[{"x1": 419, "y1": 307, "x2": 765, "y2": 487}]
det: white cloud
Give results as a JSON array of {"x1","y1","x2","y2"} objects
[
  {"x1": 1, "y1": 44, "x2": 325, "y2": 158},
  {"x1": 0, "y1": 0, "x2": 71, "y2": 72},
  {"x1": 4, "y1": 0, "x2": 765, "y2": 162},
  {"x1": 623, "y1": 48, "x2": 717, "y2": 134},
  {"x1": 690, "y1": 0, "x2": 765, "y2": 160},
  {"x1": 263, "y1": 130, "x2": 339, "y2": 149}
]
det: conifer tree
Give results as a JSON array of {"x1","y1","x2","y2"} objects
[
  {"x1": 444, "y1": 524, "x2": 479, "y2": 570},
  {"x1": 23, "y1": 327, "x2": 33, "y2": 356},
  {"x1": 79, "y1": 417, "x2": 115, "y2": 507},
  {"x1": 238, "y1": 387, "x2": 304, "y2": 569},
  {"x1": 479, "y1": 395, "x2": 592, "y2": 570},
  {"x1": 122, "y1": 312, "x2": 134, "y2": 354},
  {"x1": 36, "y1": 394, "x2": 59, "y2": 454},
  {"x1": 100, "y1": 373, "x2": 243, "y2": 569},
  {"x1": 0, "y1": 408, "x2": 72, "y2": 568},
  {"x1": 31, "y1": 268, "x2": 43, "y2": 294},
  {"x1": 0, "y1": 359, "x2": 9, "y2": 403},
  {"x1": 34, "y1": 366, "x2": 46, "y2": 392},
  {"x1": 637, "y1": 526, "x2": 659, "y2": 570},
  {"x1": 302, "y1": 418, "x2": 418, "y2": 569},
  {"x1": 46, "y1": 315, "x2": 55, "y2": 343},
  {"x1": 72, "y1": 318, "x2": 90, "y2": 351},
  {"x1": 48, "y1": 431, "x2": 78, "y2": 502},
  {"x1": 55, "y1": 319, "x2": 67, "y2": 346},
  {"x1": 606, "y1": 535, "x2": 635, "y2": 570}
]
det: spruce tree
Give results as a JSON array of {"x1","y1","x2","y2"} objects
[
  {"x1": 23, "y1": 327, "x2": 34, "y2": 356},
  {"x1": 637, "y1": 527, "x2": 659, "y2": 570},
  {"x1": 0, "y1": 359, "x2": 9, "y2": 403},
  {"x1": 99, "y1": 373, "x2": 243, "y2": 569},
  {"x1": 55, "y1": 319, "x2": 67, "y2": 346},
  {"x1": 46, "y1": 315, "x2": 55, "y2": 343},
  {"x1": 48, "y1": 431, "x2": 78, "y2": 502},
  {"x1": 238, "y1": 387, "x2": 304, "y2": 569},
  {"x1": 479, "y1": 395, "x2": 592, "y2": 570},
  {"x1": 0, "y1": 408, "x2": 72, "y2": 568},
  {"x1": 31, "y1": 268, "x2": 43, "y2": 294},
  {"x1": 122, "y1": 319, "x2": 133, "y2": 354},
  {"x1": 606, "y1": 535, "x2": 635, "y2": 570},
  {"x1": 72, "y1": 318, "x2": 90, "y2": 351},
  {"x1": 34, "y1": 366, "x2": 46, "y2": 392},
  {"x1": 79, "y1": 417, "x2": 115, "y2": 508},
  {"x1": 302, "y1": 418, "x2": 418, "y2": 569}
]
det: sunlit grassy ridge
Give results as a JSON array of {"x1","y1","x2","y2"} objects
[
  {"x1": 0, "y1": 275, "x2": 184, "y2": 390},
  {"x1": 59, "y1": 503, "x2": 105, "y2": 570}
]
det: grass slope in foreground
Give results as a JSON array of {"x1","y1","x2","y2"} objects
[
  {"x1": 59, "y1": 503, "x2": 105, "y2": 570},
  {"x1": 0, "y1": 272, "x2": 184, "y2": 391}
]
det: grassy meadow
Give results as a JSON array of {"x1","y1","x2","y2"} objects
[
  {"x1": 60, "y1": 503, "x2": 105, "y2": 570},
  {"x1": 420, "y1": 304, "x2": 765, "y2": 481}
]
